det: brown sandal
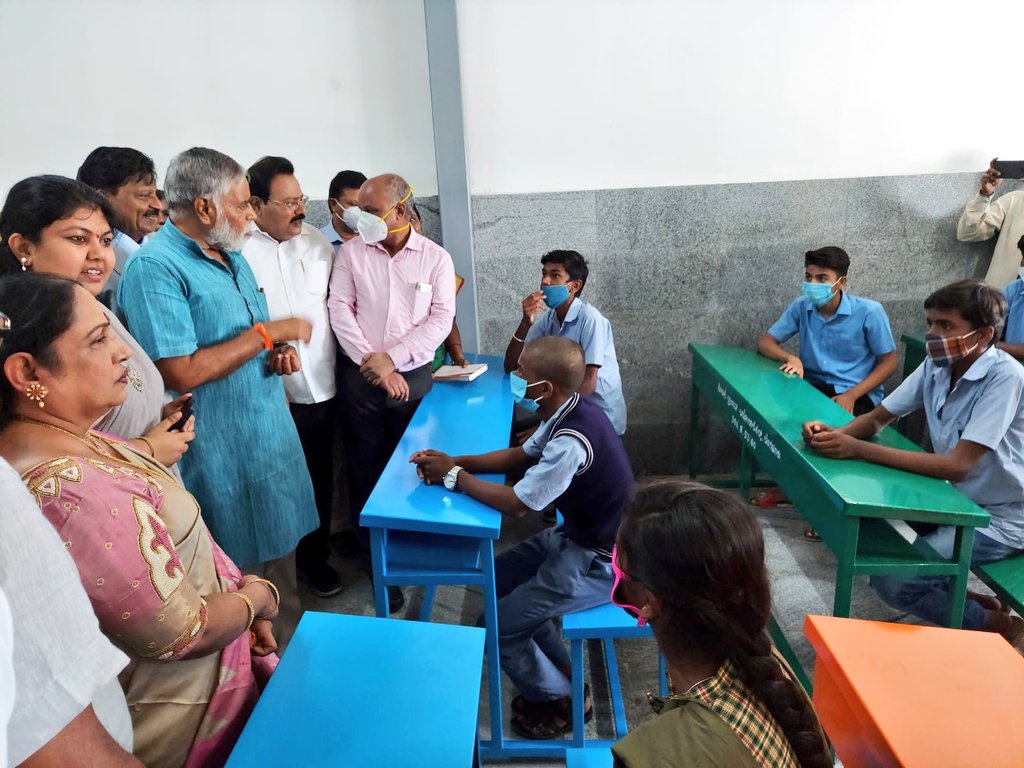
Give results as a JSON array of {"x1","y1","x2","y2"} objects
[{"x1": 510, "y1": 695, "x2": 592, "y2": 740}]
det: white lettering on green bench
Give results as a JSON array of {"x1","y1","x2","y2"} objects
[{"x1": 715, "y1": 382, "x2": 782, "y2": 460}]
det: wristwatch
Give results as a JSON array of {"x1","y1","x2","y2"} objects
[{"x1": 443, "y1": 465, "x2": 463, "y2": 491}]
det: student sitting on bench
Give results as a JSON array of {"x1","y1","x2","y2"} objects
[
  {"x1": 411, "y1": 336, "x2": 633, "y2": 739},
  {"x1": 804, "y1": 280, "x2": 1024, "y2": 647},
  {"x1": 756, "y1": 246, "x2": 898, "y2": 541},
  {"x1": 611, "y1": 479, "x2": 830, "y2": 768}
]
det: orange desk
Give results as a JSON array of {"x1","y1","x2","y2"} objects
[{"x1": 805, "y1": 615, "x2": 1024, "y2": 768}]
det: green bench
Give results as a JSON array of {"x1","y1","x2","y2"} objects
[
  {"x1": 976, "y1": 552, "x2": 1024, "y2": 616},
  {"x1": 688, "y1": 345, "x2": 988, "y2": 637}
]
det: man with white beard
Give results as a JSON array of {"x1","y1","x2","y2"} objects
[{"x1": 118, "y1": 147, "x2": 317, "y2": 649}]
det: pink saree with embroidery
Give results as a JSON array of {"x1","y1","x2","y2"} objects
[{"x1": 23, "y1": 438, "x2": 277, "y2": 768}]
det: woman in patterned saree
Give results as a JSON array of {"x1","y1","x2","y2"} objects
[{"x1": 0, "y1": 274, "x2": 279, "y2": 768}]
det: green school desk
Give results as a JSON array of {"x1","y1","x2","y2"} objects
[{"x1": 688, "y1": 345, "x2": 988, "y2": 633}]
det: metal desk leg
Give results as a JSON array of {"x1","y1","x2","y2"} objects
[
  {"x1": 570, "y1": 638, "x2": 585, "y2": 747},
  {"x1": 479, "y1": 538, "x2": 504, "y2": 751},
  {"x1": 689, "y1": 384, "x2": 700, "y2": 479},
  {"x1": 945, "y1": 525, "x2": 975, "y2": 629},
  {"x1": 833, "y1": 517, "x2": 859, "y2": 618},
  {"x1": 369, "y1": 527, "x2": 389, "y2": 619}
]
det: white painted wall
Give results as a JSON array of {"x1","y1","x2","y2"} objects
[
  {"x1": 458, "y1": 0, "x2": 1024, "y2": 195},
  {"x1": 0, "y1": 0, "x2": 438, "y2": 197}
]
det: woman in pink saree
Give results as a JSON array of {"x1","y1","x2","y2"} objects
[{"x1": 0, "y1": 274, "x2": 279, "y2": 768}]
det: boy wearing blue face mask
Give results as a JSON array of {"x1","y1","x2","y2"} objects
[
  {"x1": 411, "y1": 336, "x2": 633, "y2": 739},
  {"x1": 802, "y1": 280, "x2": 1024, "y2": 646},
  {"x1": 758, "y1": 246, "x2": 898, "y2": 415},
  {"x1": 504, "y1": 250, "x2": 627, "y2": 436}
]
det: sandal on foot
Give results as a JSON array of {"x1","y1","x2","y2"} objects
[
  {"x1": 512, "y1": 683, "x2": 589, "y2": 715},
  {"x1": 750, "y1": 488, "x2": 791, "y2": 508},
  {"x1": 510, "y1": 696, "x2": 592, "y2": 740},
  {"x1": 803, "y1": 528, "x2": 822, "y2": 542},
  {"x1": 970, "y1": 593, "x2": 1009, "y2": 613}
]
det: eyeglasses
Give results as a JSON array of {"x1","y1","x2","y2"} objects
[{"x1": 268, "y1": 195, "x2": 309, "y2": 211}]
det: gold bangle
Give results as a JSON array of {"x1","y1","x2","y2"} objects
[
  {"x1": 137, "y1": 437, "x2": 157, "y2": 457},
  {"x1": 252, "y1": 578, "x2": 281, "y2": 612},
  {"x1": 231, "y1": 591, "x2": 256, "y2": 630}
]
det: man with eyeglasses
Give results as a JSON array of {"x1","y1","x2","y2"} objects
[
  {"x1": 242, "y1": 155, "x2": 343, "y2": 598},
  {"x1": 322, "y1": 170, "x2": 367, "y2": 251}
]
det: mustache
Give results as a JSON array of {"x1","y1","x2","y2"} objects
[{"x1": 290, "y1": 213, "x2": 306, "y2": 224}]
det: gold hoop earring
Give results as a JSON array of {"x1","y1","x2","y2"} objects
[{"x1": 26, "y1": 383, "x2": 47, "y2": 409}]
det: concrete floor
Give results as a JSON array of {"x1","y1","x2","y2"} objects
[{"x1": 299, "y1": 492, "x2": 998, "y2": 767}]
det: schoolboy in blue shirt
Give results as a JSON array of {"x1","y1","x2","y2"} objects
[
  {"x1": 412, "y1": 336, "x2": 633, "y2": 739},
  {"x1": 996, "y1": 234, "x2": 1024, "y2": 359},
  {"x1": 804, "y1": 280, "x2": 1024, "y2": 646},
  {"x1": 504, "y1": 250, "x2": 626, "y2": 435},
  {"x1": 759, "y1": 246, "x2": 898, "y2": 416}
]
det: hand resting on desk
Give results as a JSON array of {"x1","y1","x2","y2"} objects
[{"x1": 410, "y1": 449, "x2": 455, "y2": 484}]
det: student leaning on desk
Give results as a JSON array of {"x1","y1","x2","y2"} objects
[
  {"x1": 411, "y1": 336, "x2": 633, "y2": 740},
  {"x1": 803, "y1": 279, "x2": 1024, "y2": 648}
]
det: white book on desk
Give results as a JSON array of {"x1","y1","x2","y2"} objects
[{"x1": 432, "y1": 363, "x2": 488, "y2": 382}]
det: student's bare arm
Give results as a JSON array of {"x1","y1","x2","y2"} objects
[
  {"x1": 20, "y1": 705, "x2": 143, "y2": 767},
  {"x1": 802, "y1": 405, "x2": 896, "y2": 443},
  {"x1": 156, "y1": 318, "x2": 310, "y2": 391},
  {"x1": 810, "y1": 431, "x2": 989, "y2": 482},
  {"x1": 757, "y1": 333, "x2": 803, "y2": 376},
  {"x1": 454, "y1": 447, "x2": 533, "y2": 474},
  {"x1": 456, "y1": 472, "x2": 533, "y2": 518},
  {"x1": 580, "y1": 365, "x2": 599, "y2": 396}
]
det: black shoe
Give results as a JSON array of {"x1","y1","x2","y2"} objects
[
  {"x1": 388, "y1": 585, "x2": 405, "y2": 613},
  {"x1": 299, "y1": 562, "x2": 344, "y2": 598},
  {"x1": 335, "y1": 530, "x2": 362, "y2": 559}
]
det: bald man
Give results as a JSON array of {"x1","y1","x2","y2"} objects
[
  {"x1": 412, "y1": 336, "x2": 634, "y2": 740},
  {"x1": 328, "y1": 173, "x2": 456, "y2": 612}
]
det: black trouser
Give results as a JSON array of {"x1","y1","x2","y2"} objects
[
  {"x1": 293, "y1": 397, "x2": 339, "y2": 574},
  {"x1": 337, "y1": 358, "x2": 432, "y2": 552},
  {"x1": 809, "y1": 381, "x2": 875, "y2": 417}
]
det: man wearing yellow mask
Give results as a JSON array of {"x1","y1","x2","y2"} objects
[{"x1": 328, "y1": 173, "x2": 456, "y2": 612}]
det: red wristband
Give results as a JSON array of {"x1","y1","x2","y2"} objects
[{"x1": 253, "y1": 323, "x2": 273, "y2": 350}]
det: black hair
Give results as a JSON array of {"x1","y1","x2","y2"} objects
[
  {"x1": 76, "y1": 146, "x2": 156, "y2": 193},
  {"x1": 409, "y1": 201, "x2": 421, "y2": 220},
  {"x1": 924, "y1": 279, "x2": 1006, "y2": 342},
  {"x1": 1017, "y1": 233, "x2": 1024, "y2": 252},
  {"x1": 540, "y1": 249, "x2": 589, "y2": 295},
  {"x1": 0, "y1": 273, "x2": 80, "y2": 427},
  {"x1": 617, "y1": 480, "x2": 831, "y2": 768},
  {"x1": 246, "y1": 156, "x2": 295, "y2": 203},
  {"x1": 804, "y1": 246, "x2": 850, "y2": 277},
  {"x1": 0, "y1": 175, "x2": 117, "y2": 277},
  {"x1": 156, "y1": 189, "x2": 166, "y2": 202},
  {"x1": 328, "y1": 170, "x2": 368, "y2": 201}
]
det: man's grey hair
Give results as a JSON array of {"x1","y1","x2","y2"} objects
[{"x1": 165, "y1": 147, "x2": 246, "y2": 213}]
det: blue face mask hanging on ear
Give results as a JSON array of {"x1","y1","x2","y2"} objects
[
  {"x1": 510, "y1": 372, "x2": 549, "y2": 413},
  {"x1": 541, "y1": 284, "x2": 571, "y2": 309}
]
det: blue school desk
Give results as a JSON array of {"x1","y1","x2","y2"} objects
[
  {"x1": 360, "y1": 354, "x2": 530, "y2": 757},
  {"x1": 225, "y1": 612, "x2": 485, "y2": 768}
]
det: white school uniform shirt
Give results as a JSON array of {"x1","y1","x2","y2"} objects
[
  {"x1": 242, "y1": 223, "x2": 337, "y2": 404},
  {"x1": 882, "y1": 345, "x2": 1024, "y2": 549}
]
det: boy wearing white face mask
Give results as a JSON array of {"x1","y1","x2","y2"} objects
[
  {"x1": 802, "y1": 280, "x2": 1024, "y2": 646},
  {"x1": 503, "y1": 250, "x2": 627, "y2": 436},
  {"x1": 996, "y1": 234, "x2": 1024, "y2": 360}
]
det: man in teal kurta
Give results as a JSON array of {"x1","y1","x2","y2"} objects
[{"x1": 118, "y1": 147, "x2": 317, "y2": 647}]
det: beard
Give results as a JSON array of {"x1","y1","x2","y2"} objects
[{"x1": 207, "y1": 216, "x2": 252, "y2": 252}]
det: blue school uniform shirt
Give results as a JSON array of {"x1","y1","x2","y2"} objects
[
  {"x1": 117, "y1": 220, "x2": 317, "y2": 565},
  {"x1": 882, "y1": 346, "x2": 1024, "y2": 549},
  {"x1": 524, "y1": 298, "x2": 627, "y2": 434},
  {"x1": 768, "y1": 292, "x2": 895, "y2": 405},
  {"x1": 1002, "y1": 279, "x2": 1024, "y2": 343}
]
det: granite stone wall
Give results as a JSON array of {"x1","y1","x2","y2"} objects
[{"x1": 307, "y1": 173, "x2": 1005, "y2": 475}]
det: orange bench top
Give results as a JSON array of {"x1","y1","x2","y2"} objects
[{"x1": 804, "y1": 614, "x2": 1024, "y2": 768}]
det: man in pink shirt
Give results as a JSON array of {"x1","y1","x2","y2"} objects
[{"x1": 328, "y1": 173, "x2": 456, "y2": 611}]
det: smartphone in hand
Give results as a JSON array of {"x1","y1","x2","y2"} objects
[
  {"x1": 992, "y1": 160, "x2": 1024, "y2": 180},
  {"x1": 169, "y1": 397, "x2": 194, "y2": 432}
]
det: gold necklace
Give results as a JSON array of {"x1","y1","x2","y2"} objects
[{"x1": 11, "y1": 415, "x2": 118, "y2": 459}]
